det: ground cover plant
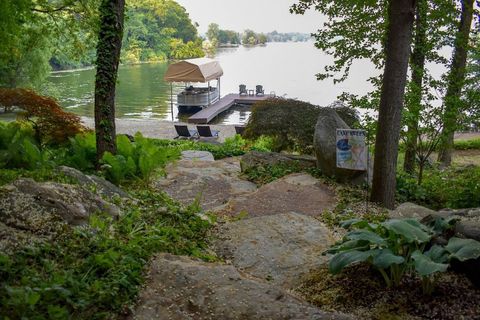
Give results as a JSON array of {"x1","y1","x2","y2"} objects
[
  {"x1": 297, "y1": 264, "x2": 480, "y2": 320},
  {"x1": 454, "y1": 138, "x2": 480, "y2": 150},
  {"x1": 0, "y1": 188, "x2": 214, "y2": 319},
  {"x1": 397, "y1": 165, "x2": 480, "y2": 209},
  {"x1": 325, "y1": 217, "x2": 480, "y2": 294}
]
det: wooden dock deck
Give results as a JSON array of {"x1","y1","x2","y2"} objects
[{"x1": 188, "y1": 93, "x2": 271, "y2": 124}]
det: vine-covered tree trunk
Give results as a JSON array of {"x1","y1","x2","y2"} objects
[
  {"x1": 371, "y1": 0, "x2": 416, "y2": 209},
  {"x1": 438, "y1": 0, "x2": 475, "y2": 167},
  {"x1": 94, "y1": 0, "x2": 125, "y2": 162},
  {"x1": 403, "y1": 0, "x2": 427, "y2": 174}
]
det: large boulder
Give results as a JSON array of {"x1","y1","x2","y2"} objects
[
  {"x1": 240, "y1": 151, "x2": 316, "y2": 173},
  {"x1": 389, "y1": 202, "x2": 443, "y2": 220},
  {"x1": 214, "y1": 212, "x2": 335, "y2": 288},
  {"x1": 313, "y1": 108, "x2": 366, "y2": 182},
  {"x1": 0, "y1": 178, "x2": 120, "y2": 253},
  {"x1": 131, "y1": 253, "x2": 352, "y2": 320},
  {"x1": 58, "y1": 166, "x2": 130, "y2": 199}
]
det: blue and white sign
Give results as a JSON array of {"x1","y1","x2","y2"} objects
[{"x1": 336, "y1": 129, "x2": 367, "y2": 171}]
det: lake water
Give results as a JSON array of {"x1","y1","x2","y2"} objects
[{"x1": 48, "y1": 42, "x2": 380, "y2": 125}]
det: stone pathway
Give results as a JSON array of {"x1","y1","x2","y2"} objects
[
  {"x1": 133, "y1": 153, "x2": 347, "y2": 319},
  {"x1": 131, "y1": 254, "x2": 350, "y2": 320},
  {"x1": 220, "y1": 173, "x2": 336, "y2": 218},
  {"x1": 214, "y1": 212, "x2": 335, "y2": 288}
]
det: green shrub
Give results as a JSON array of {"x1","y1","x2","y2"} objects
[
  {"x1": 244, "y1": 98, "x2": 359, "y2": 154},
  {"x1": 243, "y1": 162, "x2": 303, "y2": 185},
  {"x1": 0, "y1": 121, "x2": 54, "y2": 170},
  {"x1": 326, "y1": 217, "x2": 480, "y2": 294},
  {"x1": 62, "y1": 132, "x2": 97, "y2": 172},
  {"x1": 102, "y1": 133, "x2": 180, "y2": 184},
  {"x1": 150, "y1": 135, "x2": 272, "y2": 160},
  {"x1": 397, "y1": 166, "x2": 480, "y2": 209},
  {"x1": 454, "y1": 138, "x2": 480, "y2": 150},
  {"x1": 244, "y1": 98, "x2": 321, "y2": 154},
  {"x1": 0, "y1": 189, "x2": 213, "y2": 319}
]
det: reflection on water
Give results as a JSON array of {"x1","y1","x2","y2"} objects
[{"x1": 47, "y1": 42, "x2": 381, "y2": 124}]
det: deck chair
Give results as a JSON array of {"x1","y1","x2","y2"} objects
[
  {"x1": 256, "y1": 85, "x2": 265, "y2": 96},
  {"x1": 234, "y1": 126, "x2": 246, "y2": 136},
  {"x1": 196, "y1": 125, "x2": 220, "y2": 138},
  {"x1": 174, "y1": 125, "x2": 198, "y2": 139},
  {"x1": 239, "y1": 84, "x2": 248, "y2": 96}
]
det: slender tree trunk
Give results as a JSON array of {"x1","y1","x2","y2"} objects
[
  {"x1": 94, "y1": 0, "x2": 125, "y2": 162},
  {"x1": 403, "y1": 0, "x2": 427, "y2": 174},
  {"x1": 438, "y1": 0, "x2": 474, "y2": 167},
  {"x1": 371, "y1": 0, "x2": 416, "y2": 209}
]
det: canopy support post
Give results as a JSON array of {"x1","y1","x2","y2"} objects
[
  {"x1": 170, "y1": 82, "x2": 174, "y2": 122},
  {"x1": 208, "y1": 81, "x2": 211, "y2": 107}
]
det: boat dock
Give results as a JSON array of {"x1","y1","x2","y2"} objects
[{"x1": 188, "y1": 93, "x2": 271, "y2": 124}]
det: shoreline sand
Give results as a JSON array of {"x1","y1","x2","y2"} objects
[{"x1": 80, "y1": 117, "x2": 237, "y2": 142}]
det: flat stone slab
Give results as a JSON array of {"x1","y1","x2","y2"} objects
[
  {"x1": 131, "y1": 254, "x2": 351, "y2": 320},
  {"x1": 181, "y1": 150, "x2": 215, "y2": 162},
  {"x1": 214, "y1": 212, "x2": 335, "y2": 288},
  {"x1": 154, "y1": 158, "x2": 257, "y2": 211},
  {"x1": 220, "y1": 173, "x2": 336, "y2": 218}
]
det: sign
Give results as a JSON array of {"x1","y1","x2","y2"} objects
[{"x1": 336, "y1": 129, "x2": 367, "y2": 171}]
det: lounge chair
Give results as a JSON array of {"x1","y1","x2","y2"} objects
[
  {"x1": 174, "y1": 124, "x2": 198, "y2": 139},
  {"x1": 196, "y1": 125, "x2": 220, "y2": 138},
  {"x1": 256, "y1": 85, "x2": 265, "y2": 96},
  {"x1": 239, "y1": 84, "x2": 248, "y2": 96},
  {"x1": 234, "y1": 126, "x2": 246, "y2": 136}
]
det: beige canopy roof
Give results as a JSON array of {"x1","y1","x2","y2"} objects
[{"x1": 164, "y1": 58, "x2": 224, "y2": 83}]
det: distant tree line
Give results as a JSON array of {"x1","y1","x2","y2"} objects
[
  {"x1": 266, "y1": 31, "x2": 311, "y2": 42},
  {"x1": 206, "y1": 23, "x2": 311, "y2": 47}
]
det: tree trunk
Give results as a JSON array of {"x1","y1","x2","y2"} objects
[
  {"x1": 94, "y1": 0, "x2": 125, "y2": 162},
  {"x1": 403, "y1": 0, "x2": 427, "y2": 174},
  {"x1": 371, "y1": 0, "x2": 416, "y2": 209},
  {"x1": 438, "y1": 0, "x2": 474, "y2": 167}
]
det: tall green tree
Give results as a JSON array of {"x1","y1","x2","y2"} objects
[
  {"x1": 207, "y1": 23, "x2": 220, "y2": 42},
  {"x1": 403, "y1": 0, "x2": 428, "y2": 174},
  {"x1": 94, "y1": 0, "x2": 126, "y2": 160},
  {"x1": 0, "y1": 0, "x2": 100, "y2": 88},
  {"x1": 370, "y1": 0, "x2": 416, "y2": 208},
  {"x1": 438, "y1": 0, "x2": 476, "y2": 167}
]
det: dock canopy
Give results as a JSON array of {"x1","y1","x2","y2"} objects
[{"x1": 164, "y1": 58, "x2": 224, "y2": 83}]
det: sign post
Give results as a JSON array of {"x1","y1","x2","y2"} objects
[{"x1": 336, "y1": 129, "x2": 369, "y2": 212}]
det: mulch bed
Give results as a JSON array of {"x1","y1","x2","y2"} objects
[{"x1": 296, "y1": 264, "x2": 480, "y2": 320}]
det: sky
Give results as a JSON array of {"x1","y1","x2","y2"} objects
[{"x1": 175, "y1": 0, "x2": 325, "y2": 34}]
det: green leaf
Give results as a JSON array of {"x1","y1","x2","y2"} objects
[
  {"x1": 329, "y1": 250, "x2": 375, "y2": 274},
  {"x1": 372, "y1": 249, "x2": 404, "y2": 269},
  {"x1": 346, "y1": 229, "x2": 386, "y2": 246},
  {"x1": 424, "y1": 245, "x2": 448, "y2": 263},
  {"x1": 26, "y1": 291, "x2": 41, "y2": 306},
  {"x1": 411, "y1": 250, "x2": 448, "y2": 276},
  {"x1": 340, "y1": 219, "x2": 365, "y2": 229},
  {"x1": 324, "y1": 239, "x2": 370, "y2": 254},
  {"x1": 382, "y1": 219, "x2": 431, "y2": 243},
  {"x1": 445, "y1": 237, "x2": 480, "y2": 262}
]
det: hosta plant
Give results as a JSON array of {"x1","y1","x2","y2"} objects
[{"x1": 325, "y1": 218, "x2": 480, "y2": 294}]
